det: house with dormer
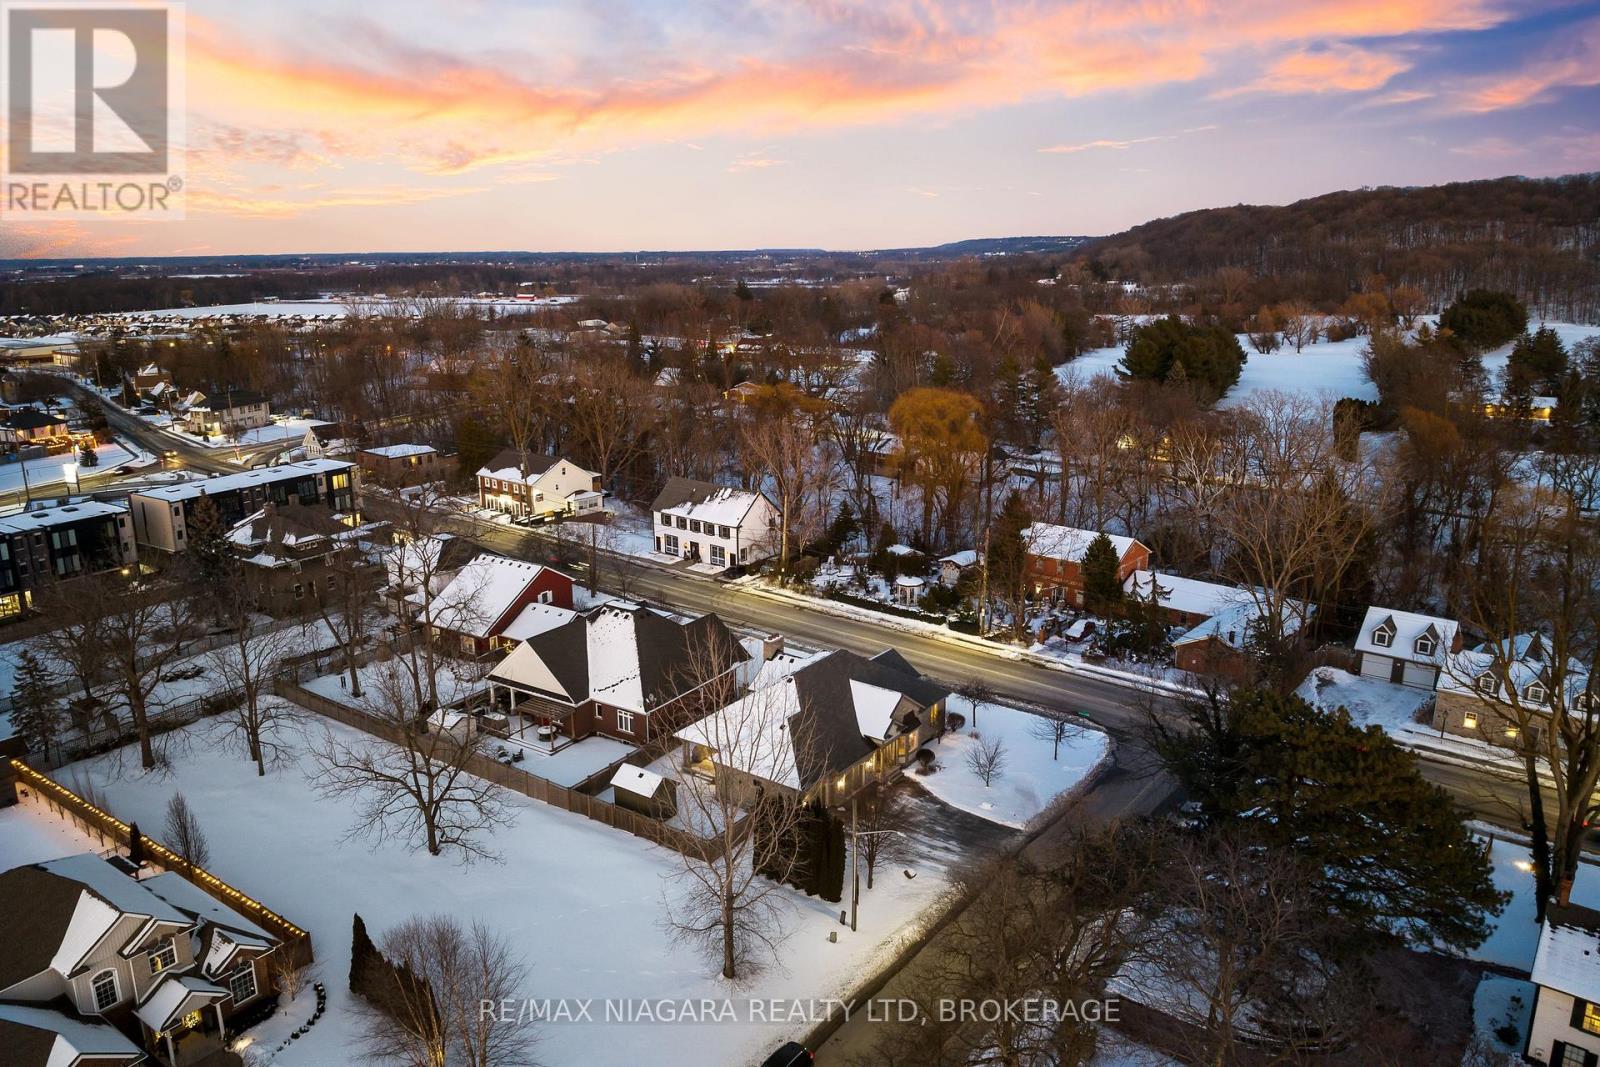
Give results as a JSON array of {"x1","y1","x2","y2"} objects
[
  {"x1": 650, "y1": 477, "x2": 779, "y2": 571},
  {"x1": 1353, "y1": 607, "x2": 1462, "y2": 690},
  {"x1": 475, "y1": 449, "x2": 604, "y2": 522},
  {"x1": 0, "y1": 853, "x2": 284, "y2": 1067},
  {"x1": 1434, "y1": 632, "x2": 1592, "y2": 747}
]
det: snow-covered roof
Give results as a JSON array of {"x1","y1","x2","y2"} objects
[
  {"x1": 500, "y1": 602, "x2": 578, "y2": 643},
  {"x1": 142, "y1": 871, "x2": 272, "y2": 942},
  {"x1": 939, "y1": 550, "x2": 978, "y2": 568},
  {"x1": 135, "y1": 974, "x2": 229, "y2": 1032},
  {"x1": 610, "y1": 764, "x2": 668, "y2": 800},
  {"x1": 1353, "y1": 606, "x2": 1459, "y2": 664},
  {"x1": 362, "y1": 443, "x2": 436, "y2": 459},
  {"x1": 0, "y1": 501, "x2": 125, "y2": 535},
  {"x1": 1124, "y1": 570, "x2": 1255, "y2": 619},
  {"x1": 424, "y1": 553, "x2": 561, "y2": 639},
  {"x1": 1173, "y1": 598, "x2": 1310, "y2": 650},
  {"x1": 1024, "y1": 523, "x2": 1142, "y2": 563},
  {"x1": 1531, "y1": 905, "x2": 1600, "y2": 1003},
  {"x1": 476, "y1": 450, "x2": 592, "y2": 485},
  {"x1": 1437, "y1": 633, "x2": 1590, "y2": 709},
  {"x1": 130, "y1": 459, "x2": 353, "y2": 502},
  {"x1": 651, "y1": 477, "x2": 771, "y2": 527},
  {"x1": 0, "y1": 1003, "x2": 142, "y2": 1063}
]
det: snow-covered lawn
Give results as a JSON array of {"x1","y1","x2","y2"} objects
[
  {"x1": 149, "y1": 415, "x2": 329, "y2": 452},
  {"x1": 915, "y1": 697, "x2": 1109, "y2": 829},
  {"x1": 0, "y1": 440, "x2": 137, "y2": 495},
  {"x1": 301, "y1": 658, "x2": 485, "y2": 710},
  {"x1": 1295, "y1": 666, "x2": 1432, "y2": 734},
  {"x1": 1472, "y1": 831, "x2": 1600, "y2": 971},
  {"x1": 494, "y1": 733, "x2": 636, "y2": 788},
  {"x1": 1469, "y1": 973, "x2": 1534, "y2": 1060},
  {"x1": 29, "y1": 719, "x2": 955, "y2": 1066},
  {"x1": 0, "y1": 803, "x2": 108, "y2": 869}
]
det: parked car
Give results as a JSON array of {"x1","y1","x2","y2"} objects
[{"x1": 761, "y1": 1044, "x2": 811, "y2": 1067}]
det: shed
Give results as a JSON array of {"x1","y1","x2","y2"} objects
[{"x1": 609, "y1": 765, "x2": 677, "y2": 819}]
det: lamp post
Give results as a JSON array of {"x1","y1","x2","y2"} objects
[{"x1": 847, "y1": 796, "x2": 906, "y2": 933}]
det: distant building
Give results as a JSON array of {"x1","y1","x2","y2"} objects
[
  {"x1": 184, "y1": 388, "x2": 270, "y2": 437},
  {"x1": 475, "y1": 449, "x2": 604, "y2": 521},
  {"x1": 358, "y1": 443, "x2": 445, "y2": 488},
  {"x1": 1352, "y1": 606, "x2": 1461, "y2": 689},
  {"x1": 127, "y1": 459, "x2": 358, "y2": 552},
  {"x1": 0, "y1": 337, "x2": 76, "y2": 366},
  {"x1": 1, "y1": 407, "x2": 70, "y2": 447},
  {"x1": 0, "y1": 501, "x2": 138, "y2": 618},
  {"x1": 227, "y1": 502, "x2": 387, "y2": 616},
  {"x1": 650, "y1": 477, "x2": 779, "y2": 571},
  {"x1": 418, "y1": 553, "x2": 575, "y2": 656}
]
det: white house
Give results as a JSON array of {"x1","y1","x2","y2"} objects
[
  {"x1": 1353, "y1": 607, "x2": 1461, "y2": 689},
  {"x1": 475, "y1": 449, "x2": 604, "y2": 521},
  {"x1": 650, "y1": 477, "x2": 779, "y2": 571},
  {"x1": 1526, "y1": 903, "x2": 1600, "y2": 1066}
]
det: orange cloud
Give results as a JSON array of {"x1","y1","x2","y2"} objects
[
  {"x1": 1219, "y1": 43, "x2": 1410, "y2": 97},
  {"x1": 1455, "y1": 15, "x2": 1600, "y2": 111}
]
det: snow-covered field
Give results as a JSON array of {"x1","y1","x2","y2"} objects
[
  {"x1": 23, "y1": 719, "x2": 953, "y2": 1067},
  {"x1": 1059, "y1": 320, "x2": 1600, "y2": 407},
  {"x1": 113, "y1": 296, "x2": 582, "y2": 320},
  {"x1": 1295, "y1": 666, "x2": 1432, "y2": 734},
  {"x1": 0, "y1": 440, "x2": 137, "y2": 496},
  {"x1": 1470, "y1": 973, "x2": 1534, "y2": 1061},
  {"x1": 915, "y1": 697, "x2": 1109, "y2": 828}
]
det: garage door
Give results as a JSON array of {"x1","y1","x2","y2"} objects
[
  {"x1": 1361, "y1": 653, "x2": 1394, "y2": 681},
  {"x1": 1401, "y1": 661, "x2": 1437, "y2": 689}
]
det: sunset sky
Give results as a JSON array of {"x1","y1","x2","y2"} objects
[{"x1": 5, "y1": 0, "x2": 1600, "y2": 259}]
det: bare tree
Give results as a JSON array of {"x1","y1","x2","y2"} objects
[
  {"x1": 1029, "y1": 712, "x2": 1082, "y2": 761},
  {"x1": 311, "y1": 540, "x2": 380, "y2": 699},
  {"x1": 965, "y1": 734, "x2": 1006, "y2": 786},
  {"x1": 162, "y1": 792, "x2": 210, "y2": 875},
  {"x1": 736, "y1": 386, "x2": 832, "y2": 575},
  {"x1": 856, "y1": 783, "x2": 911, "y2": 890},
  {"x1": 312, "y1": 655, "x2": 509, "y2": 861},
  {"x1": 954, "y1": 678, "x2": 993, "y2": 729},
  {"x1": 1276, "y1": 302, "x2": 1318, "y2": 352},
  {"x1": 469, "y1": 339, "x2": 552, "y2": 481},
  {"x1": 356, "y1": 914, "x2": 539, "y2": 1067},
  {"x1": 206, "y1": 596, "x2": 304, "y2": 776},
  {"x1": 271, "y1": 951, "x2": 312, "y2": 1005},
  {"x1": 665, "y1": 636, "x2": 812, "y2": 980}
]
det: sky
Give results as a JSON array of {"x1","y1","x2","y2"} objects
[{"x1": 3, "y1": 0, "x2": 1600, "y2": 259}]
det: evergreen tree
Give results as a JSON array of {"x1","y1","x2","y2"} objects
[
  {"x1": 820, "y1": 501, "x2": 859, "y2": 558},
  {"x1": 987, "y1": 491, "x2": 1032, "y2": 635},
  {"x1": 929, "y1": 351, "x2": 957, "y2": 387},
  {"x1": 818, "y1": 803, "x2": 846, "y2": 904},
  {"x1": 185, "y1": 492, "x2": 234, "y2": 599},
  {"x1": 625, "y1": 321, "x2": 645, "y2": 373},
  {"x1": 734, "y1": 278, "x2": 755, "y2": 302},
  {"x1": 127, "y1": 822, "x2": 145, "y2": 867},
  {"x1": 454, "y1": 415, "x2": 498, "y2": 476},
  {"x1": 350, "y1": 912, "x2": 381, "y2": 996},
  {"x1": 1024, "y1": 355, "x2": 1060, "y2": 445},
  {"x1": 11, "y1": 649, "x2": 62, "y2": 765},
  {"x1": 1118, "y1": 315, "x2": 1246, "y2": 400},
  {"x1": 1080, "y1": 533, "x2": 1124, "y2": 616},
  {"x1": 1439, "y1": 289, "x2": 1528, "y2": 353},
  {"x1": 1509, "y1": 325, "x2": 1568, "y2": 393},
  {"x1": 1155, "y1": 689, "x2": 1506, "y2": 951}
]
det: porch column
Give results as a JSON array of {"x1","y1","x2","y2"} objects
[
  {"x1": 215, "y1": 1002, "x2": 227, "y2": 1041},
  {"x1": 165, "y1": 1031, "x2": 177, "y2": 1066}
]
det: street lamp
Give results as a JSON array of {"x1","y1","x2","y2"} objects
[{"x1": 847, "y1": 795, "x2": 907, "y2": 933}]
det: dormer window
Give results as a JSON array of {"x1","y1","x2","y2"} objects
[
  {"x1": 1414, "y1": 635, "x2": 1436, "y2": 658},
  {"x1": 1372, "y1": 626, "x2": 1393, "y2": 648},
  {"x1": 148, "y1": 937, "x2": 177, "y2": 974},
  {"x1": 1525, "y1": 682, "x2": 1548, "y2": 705},
  {"x1": 1476, "y1": 673, "x2": 1498, "y2": 695}
]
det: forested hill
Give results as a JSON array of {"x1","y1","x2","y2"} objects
[{"x1": 1079, "y1": 173, "x2": 1600, "y2": 321}]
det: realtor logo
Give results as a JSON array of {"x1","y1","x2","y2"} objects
[{"x1": 2, "y1": 0, "x2": 185, "y2": 218}]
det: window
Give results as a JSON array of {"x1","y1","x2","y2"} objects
[
  {"x1": 149, "y1": 938, "x2": 178, "y2": 974},
  {"x1": 719, "y1": 525, "x2": 732, "y2": 539},
  {"x1": 1414, "y1": 636, "x2": 1435, "y2": 657},
  {"x1": 710, "y1": 545, "x2": 726, "y2": 567},
  {"x1": 1526, "y1": 683, "x2": 1548, "y2": 705},
  {"x1": 664, "y1": 534, "x2": 679, "y2": 554},
  {"x1": 1476, "y1": 674, "x2": 1497, "y2": 695},
  {"x1": 461, "y1": 635, "x2": 475, "y2": 653},
  {"x1": 616, "y1": 711, "x2": 636, "y2": 734},
  {"x1": 675, "y1": 516, "x2": 687, "y2": 529},
  {"x1": 537, "y1": 590, "x2": 553, "y2": 604},
  {"x1": 1583, "y1": 1000, "x2": 1600, "y2": 1035},
  {"x1": 1505, "y1": 725, "x2": 1520, "y2": 739},
  {"x1": 293, "y1": 583, "x2": 304, "y2": 600},
  {"x1": 689, "y1": 520, "x2": 702, "y2": 534},
  {"x1": 1558, "y1": 1044, "x2": 1590, "y2": 1067},
  {"x1": 228, "y1": 963, "x2": 257, "y2": 1003},
  {"x1": 1372, "y1": 627, "x2": 1393, "y2": 648},
  {"x1": 92, "y1": 969, "x2": 119, "y2": 1012},
  {"x1": 1462, "y1": 714, "x2": 1478, "y2": 731}
]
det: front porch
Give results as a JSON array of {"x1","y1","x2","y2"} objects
[{"x1": 136, "y1": 977, "x2": 233, "y2": 1067}]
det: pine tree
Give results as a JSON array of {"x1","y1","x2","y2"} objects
[
  {"x1": 350, "y1": 913, "x2": 380, "y2": 997},
  {"x1": 185, "y1": 492, "x2": 234, "y2": 600},
  {"x1": 1509, "y1": 325, "x2": 1568, "y2": 393},
  {"x1": 1025, "y1": 356, "x2": 1060, "y2": 445},
  {"x1": 929, "y1": 351, "x2": 957, "y2": 387},
  {"x1": 127, "y1": 822, "x2": 145, "y2": 868},
  {"x1": 10, "y1": 649, "x2": 62, "y2": 765},
  {"x1": 987, "y1": 491, "x2": 1032, "y2": 635},
  {"x1": 1080, "y1": 533, "x2": 1124, "y2": 616},
  {"x1": 818, "y1": 804, "x2": 846, "y2": 904},
  {"x1": 1156, "y1": 688, "x2": 1507, "y2": 951},
  {"x1": 821, "y1": 501, "x2": 859, "y2": 558}
]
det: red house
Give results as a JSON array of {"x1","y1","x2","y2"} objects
[
  {"x1": 419, "y1": 553, "x2": 574, "y2": 656},
  {"x1": 1023, "y1": 523, "x2": 1151, "y2": 607}
]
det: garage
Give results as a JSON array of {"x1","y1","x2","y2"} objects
[
  {"x1": 1361, "y1": 652, "x2": 1394, "y2": 681},
  {"x1": 1401, "y1": 661, "x2": 1437, "y2": 689}
]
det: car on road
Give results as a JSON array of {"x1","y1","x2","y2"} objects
[{"x1": 761, "y1": 1043, "x2": 812, "y2": 1067}]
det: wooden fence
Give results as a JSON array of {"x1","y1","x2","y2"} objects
[
  {"x1": 275, "y1": 679, "x2": 741, "y2": 862},
  {"x1": 8, "y1": 758, "x2": 315, "y2": 969}
]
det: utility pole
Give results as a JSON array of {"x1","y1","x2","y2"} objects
[{"x1": 847, "y1": 801, "x2": 905, "y2": 934}]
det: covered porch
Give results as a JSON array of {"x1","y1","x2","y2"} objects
[{"x1": 136, "y1": 975, "x2": 233, "y2": 1067}]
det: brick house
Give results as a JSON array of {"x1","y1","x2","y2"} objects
[
  {"x1": 1173, "y1": 597, "x2": 1310, "y2": 682},
  {"x1": 1433, "y1": 633, "x2": 1589, "y2": 748},
  {"x1": 357, "y1": 443, "x2": 446, "y2": 488},
  {"x1": 486, "y1": 602, "x2": 747, "y2": 744},
  {"x1": 227, "y1": 502, "x2": 388, "y2": 616},
  {"x1": 419, "y1": 553, "x2": 575, "y2": 656},
  {"x1": 1023, "y1": 523, "x2": 1150, "y2": 606},
  {"x1": 0, "y1": 853, "x2": 286, "y2": 1067},
  {"x1": 475, "y1": 450, "x2": 604, "y2": 521}
]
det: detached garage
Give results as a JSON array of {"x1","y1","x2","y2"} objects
[{"x1": 1352, "y1": 607, "x2": 1461, "y2": 692}]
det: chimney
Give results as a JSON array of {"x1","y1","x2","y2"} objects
[{"x1": 761, "y1": 633, "x2": 784, "y2": 661}]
